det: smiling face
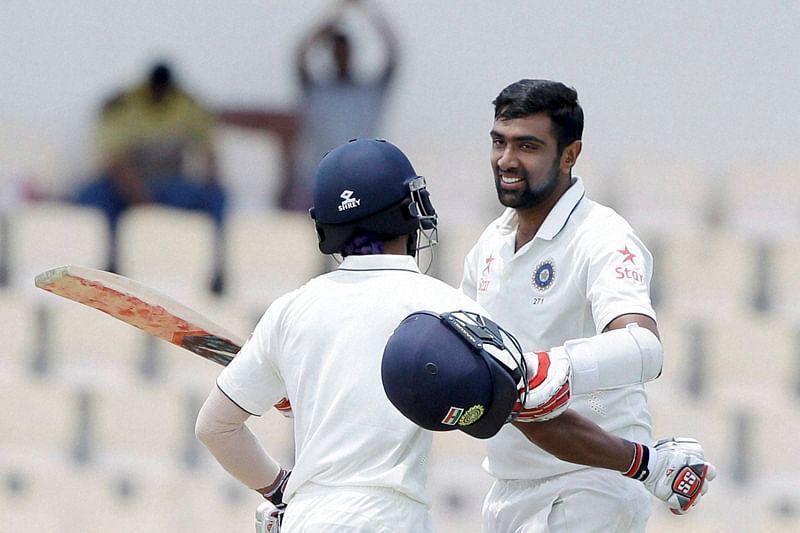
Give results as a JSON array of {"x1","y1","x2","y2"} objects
[
  {"x1": 490, "y1": 113, "x2": 580, "y2": 211},
  {"x1": 490, "y1": 113, "x2": 562, "y2": 209}
]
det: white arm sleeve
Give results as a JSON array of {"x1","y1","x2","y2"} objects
[
  {"x1": 195, "y1": 386, "x2": 282, "y2": 490},
  {"x1": 560, "y1": 323, "x2": 663, "y2": 395}
]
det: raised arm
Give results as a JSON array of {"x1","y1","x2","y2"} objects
[{"x1": 354, "y1": 0, "x2": 399, "y2": 82}]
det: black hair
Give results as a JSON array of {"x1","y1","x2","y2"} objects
[{"x1": 493, "y1": 79, "x2": 583, "y2": 154}]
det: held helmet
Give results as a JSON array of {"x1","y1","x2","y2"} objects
[
  {"x1": 308, "y1": 139, "x2": 437, "y2": 255},
  {"x1": 381, "y1": 310, "x2": 529, "y2": 439}
]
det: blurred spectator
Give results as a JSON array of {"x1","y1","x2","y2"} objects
[
  {"x1": 75, "y1": 62, "x2": 227, "y2": 292},
  {"x1": 284, "y1": 0, "x2": 399, "y2": 210}
]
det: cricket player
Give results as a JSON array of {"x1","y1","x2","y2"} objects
[
  {"x1": 195, "y1": 138, "x2": 708, "y2": 532},
  {"x1": 460, "y1": 79, "x2": 684, "y2": 532}
]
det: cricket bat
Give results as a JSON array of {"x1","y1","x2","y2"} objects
[{"x1": 34, "y1": 265, "x2": 244, "y2": 366}]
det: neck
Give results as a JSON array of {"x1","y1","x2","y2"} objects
[{"x1": 514, "y1": 176, "x2": 572, "y2": 251}]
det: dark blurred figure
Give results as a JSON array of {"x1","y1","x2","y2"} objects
[
  {"x1": 75, "y1": 62, "x2": 227, "y2": 292},
  {"x1": 285, "y1": 0, "x2": 399, "y2": 210}
]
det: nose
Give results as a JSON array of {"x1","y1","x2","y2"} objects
[{"x1": 496, "y1": 145, "x2": 518, "y2": 171}]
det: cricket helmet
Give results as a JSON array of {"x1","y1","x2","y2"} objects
[
  {"x1": 308, "y1": 139, "x2": 438, "y2": 255},
  {"x1": 381, "y1": 310, "x2": 528, "y2": 439}
]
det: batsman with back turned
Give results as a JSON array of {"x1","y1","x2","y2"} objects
[{"x1": 195, "y1": 137, "x2": 714, "y2": 532}]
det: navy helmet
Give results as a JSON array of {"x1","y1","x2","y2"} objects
[
  {"x1": 381, "y1": 310, "x2": 528, "y2": 439},
  {"x1": 308, "y1": 139, "x2": 437, "y2": 255}
]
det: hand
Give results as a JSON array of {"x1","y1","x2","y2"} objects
[
  {"x1": 255, "y1": 501, "x2": 286, "y2": 533},
  {"x1": 636, "y1": 438, "x2": 716, "y2": 515},
  {"x1": 513, "y1": 348, "x2": 571, "y2": 422}
]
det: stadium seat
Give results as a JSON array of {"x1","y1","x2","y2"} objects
[
  {"x1": 654, "y1": 230, "x2": 762, "y2": 318},
  {"x1": 702, "y1": 313, "x2": 796, "y2": 398},
  {"x1": 5, "y1": 202, "x2": 108, "y2": 295},
  {"x1": 719, "y1": 161, "x2": 800, "y2": 242},
  {"x1": 91, "y1": 383, "x2": 195, "y2": 465},
  {"x1": 224, "y1": 210, "x2": 320, "y2": 315},
  {"x1": 0, "y1": 380, "x2": 81, "y2": 452},
  {"x1": 43, "y1": 297, "x2": 146, "y2": 385},
  {"x1": 214, "y1": 126, "x2": 284, "y2": 212},
  {"x1": 116, "y1": 205, "x2": 217, "y2": 305},
  {"x1": 431, "y1": 219, "x2": 488, "y2": 288},
  {"x1": 766, "y1": 237, "x2": 800, "y2": 322},
  {"x1": 613, "y1": 158, "x2": 714, "y2": 242},
  {"x1": 0, "y1": 289, "x2": 38, "y2": 380}
]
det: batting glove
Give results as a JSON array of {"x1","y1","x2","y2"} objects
[
  {"x1": 625, "y1": 437, "x2": 716, "y2": 515},
  {"x1": 273, "y1": 397, "x2": 293, "y2": 418},
  {"x1": 255, "y1": 501, "x2": 286, "y2": 533},
  {"x1": 513, "y1": 348, "x2": 571, "y2": 422}
]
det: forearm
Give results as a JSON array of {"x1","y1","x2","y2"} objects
[
  {"x1": 512, "y1": 410, "x2": 634, "y2": 472},
  {"x1": 195, "y1": 386, "x2": 282, "y2": 490}
]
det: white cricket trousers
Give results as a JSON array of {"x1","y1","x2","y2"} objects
[
  {"x1": 282, "y1": 484, "x2": 433, "y2": 533},
  {"x1": 481, "y1": 468, "x2": 653, "y2": 533}
]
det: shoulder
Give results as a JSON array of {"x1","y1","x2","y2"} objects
[{"x1": 572, "y1": 198, "x2": 637, "y2": 242}]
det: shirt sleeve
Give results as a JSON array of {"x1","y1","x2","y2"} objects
[
  {"x1": 460, "y1": 242, "x2": 480, "y2": 300},
  {"x1": 585, "y1": 229, "x2": 656, "y2": 334},
  {"x1": 216, "y1": 303, "x2": 288, "y2": 416}
]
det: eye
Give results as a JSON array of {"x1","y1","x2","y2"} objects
[
  {"x1": 520, "y1": 143, "x2": 537, "y2": 151},
  {"x1": 491, "y1": 138, "x2": 505, "y2": 147}
]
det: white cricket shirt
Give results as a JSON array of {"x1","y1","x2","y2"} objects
[
  {"x1": 217, "y1": 254, "x2": 484, "y2": 505},
  {"x1": 461, "y1": 177, "x2": 656, "y2": 480}
]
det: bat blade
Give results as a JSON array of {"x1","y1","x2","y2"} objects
[{"x1": 35, "y1": 265, "x2": 244, "y2": 366}]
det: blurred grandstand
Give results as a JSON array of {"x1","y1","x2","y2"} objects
[{"x1": 1, "y1": 127, "x2": 799, "y2": 532}]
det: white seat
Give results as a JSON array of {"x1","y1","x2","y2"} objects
[
  {"x1": 432, "y1": 219, "x2": 488, "y2": 288},
  {"x1": 720, "y1": 161, "x2": 800, "y2": 241},
  {"x1": 117, "y1": 205, "x2": 217, "y2": 305},
  {"x1": 92, "y1": 383, "x2": 193, "y2": 464},
  {"x1": 655, "y1": 231, "x2": 761, "y2": 318},
  {"x1": 614, "y1": 158, "x2": 714, "y2": 241},
  {"x1": 703, "y1": 313, "x2": 795, "y2": 399},
  {"x1": 224, "y1": 210, "x2": 320, "y2": 314},
  {"x1": 215, "y1": 126, "x2": 284, "y2": 212},
  {"x1": 0, "y1": 289, "x2": 38, "y2": 380},
  {"x1": 44, "y1": 297, "x2": 146, "y2": 385},
  {"x1": 0, "y1": 380, "x2": 80, "y2": 452},
  {"x1": 767, "y1": 237, "x2": 800, "y2": 322},
  {"x1": 5, "y1": 202, "x2": 108, "y2": 296}
]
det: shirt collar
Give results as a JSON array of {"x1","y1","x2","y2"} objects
[
  {"x1": 496, "y1": 177, "x2": 586, "y2": 241},
  {"x1": 337, "y1": 254, "x2": 421, "y2": 273}
]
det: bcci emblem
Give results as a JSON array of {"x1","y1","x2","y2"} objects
[
  {"x1": 457, "y1": 405, "x2": 485, "y2": 426},
  {"x1": 532, "y1": 259, "x2": 556, "y2": 292}
]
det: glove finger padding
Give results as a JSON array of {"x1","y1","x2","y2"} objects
[
  {"x1": 634, "y1": 437, "x2": 716, "y2": 515},
  {"x1": 513, "y1": 348, "x2": 572, "y2": 422}
]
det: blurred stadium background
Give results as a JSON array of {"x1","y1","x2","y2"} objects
[{"x1": 1, "y1": 1, "x2": 799, "y2": 531}]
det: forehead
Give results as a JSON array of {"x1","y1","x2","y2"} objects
[{"x1": 492, "y1": 113, "x2": 555, "y2": 141}]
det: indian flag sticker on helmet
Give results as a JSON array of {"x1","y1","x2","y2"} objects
[
  {"x1": 457, "y1": 405, "x2": 485, "y2": 426},
  {"x1": 441, "y1": 407, "x2": 465, "y2": 426}
]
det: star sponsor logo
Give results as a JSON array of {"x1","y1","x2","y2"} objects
[
  {"x1": 532, "y1": 259, "x2": 556, "y2": 292},
  {"x1": 617, "y1": 246, "x2": 637, "y2": 264},
  {"x1": 482, "y1": 253, "x2": 495, "y2": 275},
  {"x1": 338, "y1": 189, "x2": 361, "y2": 211}
]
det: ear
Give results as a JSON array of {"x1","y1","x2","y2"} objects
[{"x1": 560, "y1": 140, "x2": 582, "y2": 173}]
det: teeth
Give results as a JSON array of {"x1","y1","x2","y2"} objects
[{"x1": 501, "y1": 175, "x2": 524, "y2": 184}]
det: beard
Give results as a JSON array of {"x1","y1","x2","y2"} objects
[{"x1": 494, "y1": 159, "x2": 561, "y2": 209}]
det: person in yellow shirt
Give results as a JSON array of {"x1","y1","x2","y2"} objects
[{"x1": 76, "y1": 62, "x2": 226, "y2": 291}]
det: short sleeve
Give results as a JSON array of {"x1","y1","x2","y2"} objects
[
  {"x1": 216, "y1": 304, "x2": 288, "y2": 416},
  {"x1": 460, "y1": 243, "x2": 480, "y2": 300},
  {"x1": 585, "y1": 230, "x2": 656, "y2": 334}
]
